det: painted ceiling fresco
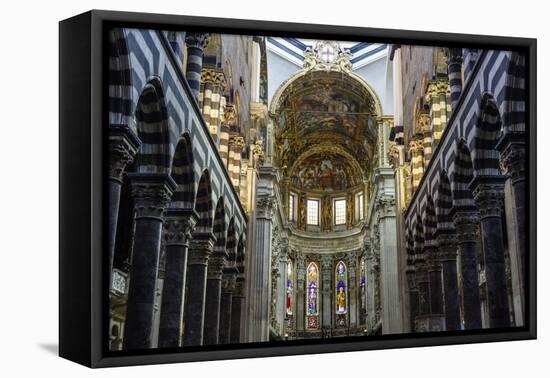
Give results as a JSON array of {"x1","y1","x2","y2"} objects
[
  {"x1": 291, "y1": 152, "x2": 359, "y2": 192},
  {"x1": 274, "y1": 70, "x2": 379, "y2": 194}
]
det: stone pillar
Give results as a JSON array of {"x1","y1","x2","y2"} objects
[
  {"x1": 158, "y1": 208, "x2": 198, "y2": 348},
  {"x1": 249, "y1": 195, "x2": 274, "y2": 342},
  {"x1": 414, "y1": 266, "x2": 431, "y2": 332},
  {"x1": 470, "y1": 176, "x2": 511, "y2": 328},
  {"x1": 453, "y1": 211, "x2": 482, "y2": 329},
  {"x1": 374, "y1": 171, "x2": 403, "y2": 334},
  {"x1": 107, "y1": 126, "x2": 140, "y2": 287},
  {"x1": 230, "y1": 277, "x2": 245, "y2": 344},
  {"x1": 203, "y1": 254, "x2": 226, "y2": 345},
  {"x1": 219, "y1": 269, "x2": 237, "y2": 344},
  {"x1": 364, "y1": 241, "x2": 376, "y2": 331},
  {"x1": 184, "y1": 32, "x2": 210, "y2": 99},
  {"x1": 183, "y1": 232, "x2": 216, "y2": 346},
  {"x1": 123, "y1": 173, "x2": 176, "y2": 350},
  {"x1": 497, "y1": 133, "x2": 526, "y2": 325},
  {"x1": 448, "y1": 48, "x2": 463, "y2": 111},
  {"x1": 406, "y1": 268, "x2": 419, "y2": 332},
  {"x1": 320, "y1": 256, "x2": 332, "y2": 331},
  {"x1": 437, "y1": 233, "x2": 461, "y2": 331},
  {"x1": 426, "y1": 249, "x2": 446, "y2": 331}
]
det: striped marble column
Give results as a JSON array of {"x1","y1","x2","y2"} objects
[
  {"x1": 229, "y1": 136, "x2": 245, "y2": 191},
  {"x1": 209, "y1": 70, "x2": 226, "y2": 139},
  {"x1": 409, "y1": 139, "x2": 424, "y2": 191},
  {"x1": 448, "y1": 48, "x2": 463, "y2": 111},
  {"x1": 200, "y1": 68, "x2": 215, "y2": 134},
  {"x1": 184, "y1": 32, "x2": 210, "y2": 100},
  {"x1": 220, "y1": 104, "x2": 235, "y2": 166},
  {"x1": 420, "y1": 113, "x2": 432, "y2": 167}
]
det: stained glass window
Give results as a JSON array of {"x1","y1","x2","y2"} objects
[
  {"x1": 286, "y1": 261, "x2": 293, "y2": 315},
  {"x1": 335, "y1": 261, "x2": 347, "y2": 314},
  {"x1": 306, "y1": 262, "x2": 319, "y2": 316},
  {"x1": 334, "y1": 199, "x2": 346, "y2": 225}
]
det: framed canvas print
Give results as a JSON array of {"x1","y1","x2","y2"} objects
[{"x1": 59, "y1": 10, "x2": 537, "y2": 368}]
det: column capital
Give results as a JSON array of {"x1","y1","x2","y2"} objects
[
  {"x1": 496, "y1": 132, "x2": 526, "y2": 185},
  {"x1": 257, "y1": 195, "x2": 275, "y2": 219},
  {"x1": 163, "y1": 208, "x2": 199, "y2": 247},
  {"x1": 436, "y1": 233, "x2": 458, "y2": 261},
  {"x1": 128, "y1": 173, "x2": 176, "y2": 220},
  {"x1": 452, "y1": 211, "x2": 479, "y2": 243},
  {"x1": 229, "y1": 135, "x2": 246, "y2": 151},
  {"x1": 185, "y1": 32, "x2": 210, "y2": 50},
  {"x1": 188, "y1": 232, "x2": 216, "y2": 265},
  {"x1": 108, "y1": 126, "x2": 141, "y2": 182},
  {"x1": 207, "y1": 255, "x2": 226, "y2": 279},
  {"x1": 375, "y1": 194, "x2": 396, "y2": 218},
  {"x1": 222, "y1": 104, "x2": 236, "y2": 126},
  {"x1": 222, "y1": 273, "x2": 237, "y2": 293},
  {"x1": 470, "y1": 175, "x2": 506, "y2": 219}
]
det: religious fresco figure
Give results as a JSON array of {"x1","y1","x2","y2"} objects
[
  {"x1": 306, "y1": 262, "x2": 319, "y2": 316},
  {"x1": 335, "y1": 261, "x2": 347, "y2": 314}
]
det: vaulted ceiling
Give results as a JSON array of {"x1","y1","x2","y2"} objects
[{"x1": 273, "y1": 70, "x2": 380, "y2": 192}]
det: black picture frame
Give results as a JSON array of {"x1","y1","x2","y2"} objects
[{"x1": 59, "y1": 9, "x2": 537, "y2": 368}]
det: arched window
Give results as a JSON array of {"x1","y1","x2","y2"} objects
[
  {"x1": 306, "y1": 262, "x2": 320, "y2": 329},
  {"x1": 286, "y1": 261, "x2": 293, "y2": 316},
  {"x1": 335, "y1": 261, "x2": 347, "y2": 315}
]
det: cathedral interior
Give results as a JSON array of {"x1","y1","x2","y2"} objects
[{"x1": 107, "y1": 29, "x2": 527, "y2": 350}]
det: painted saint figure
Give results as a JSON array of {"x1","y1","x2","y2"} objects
[
  {"x1": 335, "y1": 261, "x2": 347, "y2": 314},
  {"x1": 306, "y1": 262, "x2": 319, "y2": 316}
]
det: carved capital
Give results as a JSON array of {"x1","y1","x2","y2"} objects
[
  {"x1": 257, "y1": 196, "x2": 275, "y2": 218},
  {"x1": 409, "y1": 138, "x2": 424, "y2": 155},
  {"x1": 128, "y1": 173, "x2": 176, "y2": 220},
  {"x1": 375, "y1": 195, "x2": 396, "y2": 218},
  {"x1": 222, "y1": 273, "x2": 237, "y2": 293},
  {"x1": 108, "y1": 126, "x2": 140, "y2": 182},
  {"x1": 497, "y1": 134, "x2": 526, "y2": 184},
  {"x1": 452, "y1": 211, "x2": 479, "y2": 243},
  {"x1": 185, "y1": 32, "x2": 210, "y2": 50},
  {"x1": 188, "y1": 232, "x2": 216, "y2": 265},
  {"x1": 222, "y1": 104, "x2": 236, "y2": 126},
  {"x1": 229, "y1": 135, "x2": 246, "y2": 152},
  {"x1": 207, "y1": 255, "x2": 226, "y2": 279},
  {"x1": 470, "y1": 176, "x2": 505, "y2": 219},
  {"x1": 436, "y1": 233, "x2": 458, "y2": 261},
  {"x1": 163, "y1": 208, "x2": 199, "y2": 246}
]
